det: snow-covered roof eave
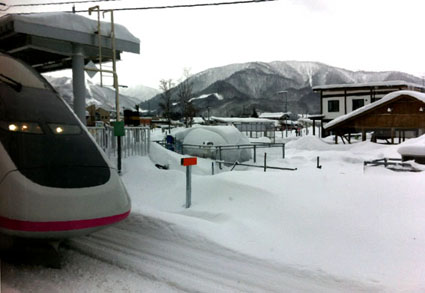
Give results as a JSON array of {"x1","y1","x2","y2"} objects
[
  {"x1": 313, "y1": 80, "x2": 425, "y2": 91},
  {"x1": 258, "y1": 112, "x2": 291, "y2": 119},
  {"x1": 324, "y1": 90, "x2": 425, "y2": 130},
  {"x1": 211, "y1": 116, "x2": 277, "y2": 124}
]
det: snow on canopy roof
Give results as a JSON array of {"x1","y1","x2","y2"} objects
[
  {"x1": 6, "y1": 12, "x2": 140, "y2": 44},
  {"x1": 307, "y1": 114, "x2": 325, "y2": 119},
  {"x1": 313, "y1": 80, "x2": 424, "y2": 91},
  {"x1": 324, "y1": 90, "x2": 425, "y2": 130},
  {"x1": 211, "y1": 116, "x2": 276, "y2": 124},
  {"x1": 258, "y1": 112, "x2": 290, "y2": 119}
]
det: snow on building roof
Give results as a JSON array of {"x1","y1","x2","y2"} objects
[
  {"x1": 306, "y1": 114, "x2": 325, "y2": 119},
  {"x1": 258, "y1": 112, "x2": 290, "y2": 119},
  {"x1": 5, "y1": 12, "x2": 140, "y2": 44},
  {"x1": 313, "y1": 80, "x2": 425, "y2": 91},
  {"x1": 192, "y1": 117, "x2": 205, "y2": 124},
  {"x1": 211, "y1": 116, "x2": 277, "y2": 124},
  {"x1": 324, "y1": 90, "x2": 425, "y2": 130}
]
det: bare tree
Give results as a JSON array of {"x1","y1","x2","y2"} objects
[
  {"x1": 177, "y1": 69, "x2": 196, "y2": 127},
  {"x1": 159, "y1": 79, "x2": 174, "y2": 133}
]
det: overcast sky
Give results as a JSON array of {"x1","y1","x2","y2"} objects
[{"x1": 3, "y1": 0, "x2": 425, "y2": 89}]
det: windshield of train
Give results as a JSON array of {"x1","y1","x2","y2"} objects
[{"x1": 0, "y1": 54, "x2": 49, "y2": 90}]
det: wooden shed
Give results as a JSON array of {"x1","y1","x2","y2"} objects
[
  {"x1": 313, "y1": 81, "x2": 425, "y2": 123},
  {"x1": 324, "y1": 90, "x2": 425, "y2": 144}
]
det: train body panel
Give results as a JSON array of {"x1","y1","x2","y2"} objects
[
  {"x1": 0, "y1": 168, "x2": 130, "y2": 238},
  {"x1": 0, "y1": 142, "x2": 16, "y2": 183},
  {"x1": 0, "y1": 52, "x2": 131, "y2": 239}
]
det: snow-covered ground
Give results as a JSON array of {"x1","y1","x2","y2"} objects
[{"x1": 2, "y1": 131, "x2": 425, "y2": 292}]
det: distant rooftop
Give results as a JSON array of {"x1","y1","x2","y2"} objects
[
  {"x1": 313, "y1": 80, "x2": 425, "y2": 91},
  {"x1": 258, "y1": 112, "x2": 290, "y2": 119},
  {"x1": 211, "y1": 116, "x2": 277, "y2": 124}
]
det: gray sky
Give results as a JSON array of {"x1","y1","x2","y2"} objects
[{"x1": 3, "y1": 0, "x2": 425, "y2": 89}]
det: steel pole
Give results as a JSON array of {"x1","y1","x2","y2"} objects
[
  {"x1": 72, "y1": 44, "x2": 86, "y2": 125},
  {"x1": 104, "y1": 10, "x2": 122, "y2": 173}
]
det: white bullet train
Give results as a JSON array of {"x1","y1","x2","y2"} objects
[{"x1": 0, "y1": 52, "x2": 131, "y2": 239}]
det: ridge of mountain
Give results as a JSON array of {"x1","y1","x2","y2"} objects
[{"x1": 141, "y1": 60, "x2": 422, "y2": 117}]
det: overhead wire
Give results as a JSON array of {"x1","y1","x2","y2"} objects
[
  {"x1": 1, "y1": 0, "x2": 276, "y2": 13},
  {"x1": 0, "y1": 0, "x2": 121, "y2": 11},
  {"x1": 73, "y1": 0, "x2": 277, "y2": 12}
]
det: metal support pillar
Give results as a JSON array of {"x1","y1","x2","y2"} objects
[{"x1": 72, "y1": 44, "x2": 86, "y2": 125}]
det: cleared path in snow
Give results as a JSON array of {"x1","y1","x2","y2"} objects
[{"x1": 68, "y1": 212, "x2": 380, "y2": 292}]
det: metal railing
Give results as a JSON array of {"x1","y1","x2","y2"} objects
[
  {"x1": 87, "y1": 126, "x2": 150, "y2": 159},
  {"x1": 234, "y1": 122, "x2": 276, "y2": 142},
  {"x1": 363, "y1": 157, "x2": 418, "y2": 172},
  {"x1": 161, "y1": 142, "x2": 285, "y2": 163}
]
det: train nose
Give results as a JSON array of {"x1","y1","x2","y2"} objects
[{"x1": 0, "y1": 168, "x2": 131, "y2": 238}]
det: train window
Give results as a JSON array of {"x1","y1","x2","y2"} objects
[
  {"x1": 0, "y1": 54, "x2": 49, "y2": 90},
  {"x1": 0, "y1": 121, "x2": 43, "y2": 134},
  {"x1": 48, "y1": 123, "x2": 81, "y2": 135}
]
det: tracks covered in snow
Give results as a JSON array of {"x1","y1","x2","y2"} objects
[{"x1": 68, "y1": 212, "x2": 378, "y2": 292}]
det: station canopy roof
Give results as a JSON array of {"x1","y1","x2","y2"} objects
[{"x1": 0, "y1": 12, "x2": 140, "y2": 73}]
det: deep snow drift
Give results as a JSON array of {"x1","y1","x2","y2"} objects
[
  {"x1": 126, "y1": 135, "x2": 425, "y2": 291},
  {"x1": 2, "y1": 133, "x2": 425, "y2": 292}
]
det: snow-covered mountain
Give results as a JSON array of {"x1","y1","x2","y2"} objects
[
  {"x1": 45, "y1": 76, "x2": 147, "y2": 111},
  {"x1": 120, "y1": 84, "x2": 160, "y2": 102},
  {"x1": 141, "y1": 61, "x2": 422, "y2": 117}
]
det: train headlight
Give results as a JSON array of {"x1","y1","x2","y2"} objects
[
  {"x1": 8, "y1": 124, "x2": 18, "y2": 131},
  {"x1": 1, "y1": 122, "x2": 43, "y2": 134},
  {"x1": 48, "y1": 124, "x2": 81, "y2": 135}
]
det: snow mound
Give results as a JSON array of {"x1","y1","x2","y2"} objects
[
  {"x1": 286, "y1": 135, "x2": 333, "y2": 151},
  {"x1": 398, "y1": 134, "x2": 425, "y2": 157},
  {"x1": 183, "y1": 128, "x2": 227, "y2": 146},
  {"x1": 175, "y1": 126, "x2": 252, "y2": 162}
]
